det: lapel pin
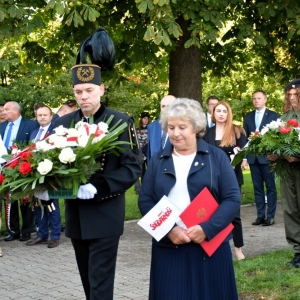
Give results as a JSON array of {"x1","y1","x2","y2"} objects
[{"x1": 194, "y1": 162, "x2": 199, "y2": 166}]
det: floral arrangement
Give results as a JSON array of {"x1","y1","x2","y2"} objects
[
  {"x1": 0, "y1": 116, "x2": 129, "y2": 202},
  {"x1": 232, "y1": 118, "x2": 300, "y2": 176}
]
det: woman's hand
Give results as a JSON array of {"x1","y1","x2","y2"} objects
[
  {"x1": 283, "y1": 154, "x2": 300, "y2": 163},
  {"x1": 167, "y1": 226, "x2": 191, "y2": 245},
  {"x1": 186, "y1": 225, "x2": 207, "y2": 244},
  {"x1": 267, "y1": 153, "x2": 279, "y2": 161},
  {"x1": 241, "y1": 160, "x2": 248, "y2": 170}
]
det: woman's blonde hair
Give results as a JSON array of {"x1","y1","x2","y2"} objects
[{"x1": 211, "y1": 101, "x2": 246, "y2": 147}]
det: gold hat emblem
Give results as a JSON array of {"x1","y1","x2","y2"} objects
[
  {"x1": 197, "y1": 207, "x2": 206, "y2": 219},
  {"x1": 77, "y1": 67, "x2": 95, "y2": 82}
]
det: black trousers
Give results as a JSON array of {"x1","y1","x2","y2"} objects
[
  {"x1": 5, "y1": 200, "x2": 34, "y2": 236},
  {"x1": 232, "y1": 185, "x2": 244, "y2": 248},
  {"x1": 71, "y1": 236, "x2": 120, "y2": 300}
]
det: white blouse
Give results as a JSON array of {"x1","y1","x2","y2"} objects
[{"x1": 168, "y1": 152, "x2": 196, "y2": 229}]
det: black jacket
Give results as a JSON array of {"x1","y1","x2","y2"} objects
[{"x1": 54, "y1": 104, "x2": 142, "y2": 239}]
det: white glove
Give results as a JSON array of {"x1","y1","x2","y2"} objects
[
  {"x1": 77, "y1": 183, "x2": 97, "y2": 200},
  {"x1": 34, "y1": 190, "x2": 50, "y2": 201}
]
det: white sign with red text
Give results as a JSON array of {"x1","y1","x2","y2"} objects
[{"x1": 137, "y1": 196, "x2": 182, "y2": 241}]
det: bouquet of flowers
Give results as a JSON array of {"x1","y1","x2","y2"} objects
[
  {"x1": 232, "y1": 118, "x2": 300, "y2": 176},
  {"x1": 0, "y1": 116, "x2": 129, "y2": 202}
]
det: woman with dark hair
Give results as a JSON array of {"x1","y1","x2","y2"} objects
[
  {"x1": 139, "y1": 98, "x2": 240, "y2": 300},
  {"x1": 134, "y1": 112, "x2": 150, "y2": 195},
  {"x1": 204, "y1": 101, "x2": 247, "y2": 260}
]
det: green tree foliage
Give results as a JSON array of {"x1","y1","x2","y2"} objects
[{"x1": 1, "y1": 0, "x2": 300, "y2": 121}]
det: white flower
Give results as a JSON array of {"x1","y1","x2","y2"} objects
[
  {"x1": 92, "y1": 133, "x2": 106, "y2": 144},
  {"x1": 98, "y1": 122, "x2": 109, "y2": 133},
  {"x1": 66, "y1": 128, "x2": 80, "y2": 138},
  {"x1": 37, "y1": 159, "x2": 53, "y2": 175},
  {"x1": 75, "y1": 121, "x2": 86, "y2": 130},
  {"x1": 260, "y1": 127, "x2": 269, "y2": 135},
  {"x1": 35, "y1": 140, "x2": 53, "y2": 152},
  {"x1": 77, "y1": 136, "x2": 90, "y2": 148},
  {"x1": 89, "y1": 124, "x2": 98, "y2": 134},
  {"x1": 49, "y1": 135, "x2": 68, "y2": 149},
  {"x1": 59, "y1": 147, "x2": 76, "y2": 164},
  {"x1": 268, "y1": 118, "x2": 284, "y2": 130},
  {"x1": 54, "y1": 125, "x2": 68, "y2": 136}
]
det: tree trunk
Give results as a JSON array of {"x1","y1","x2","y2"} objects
[{"x1": 169, "y1": 15, "x2": 202, "y2": 106}]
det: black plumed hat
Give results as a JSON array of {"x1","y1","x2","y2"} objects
[
  {"x1": 285, "y1": 78, "x2": 300, "y2": 91},
  {"x1": 72, "y1": 27, "x2": 115, "y2": 86}
]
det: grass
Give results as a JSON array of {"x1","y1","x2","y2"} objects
[{"x1": 235, "y1": 248, "x2": 300, "y2": 300}]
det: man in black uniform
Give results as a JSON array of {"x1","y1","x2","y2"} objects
[{"x1": 37, "y1": 28, "x2": 142, "y2": 299}]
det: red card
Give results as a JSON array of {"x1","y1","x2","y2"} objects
[{"x1": 180, "y1": 187, "x2": 234, "y2": 257}]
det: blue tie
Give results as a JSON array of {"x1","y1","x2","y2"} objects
[
  {"x1": 255, "y1": 111, "x2": 261, "y2": 129},
  {"x1": 161, "y1": 131, "x2": 167, "y2": 149},
  {"x1": 4, "y1": 122, "x2": 14, "y2": 149},
  {"x1": 34, "y1": 128, "x2": 44, "y2": 143}
]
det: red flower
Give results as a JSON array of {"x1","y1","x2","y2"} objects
[
  {"x1": 0, "y1": 173, "x2": 5, "y2": 185},
  {"x1": 19, "y1": 162, "x2": 32, "y2": 175},
  {"x1": 20, "y1": 151, "x2": 33, "y2": 161},
  {"x1": 287, "y1": 119, "x2": 299, "y2": 128},
  {"x1": 254, "y1": 131, "x2": 259, "y2": 136},
  {"x1": 23, "y1": 197, "x2": 30, "y2": 202},
  {"x1": 279, "y1": 126, "x2": 291, "y2": 134},
  {"x1": 94, "y1": 129, "x2": 104, "y2": 138},
  {"x1": 8, "y1": 159, "x2": 19, "y2": 169}
]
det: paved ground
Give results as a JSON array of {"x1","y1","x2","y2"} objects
[{"x1": 0, "y1": 202, "x2": 290, "y2": 300}]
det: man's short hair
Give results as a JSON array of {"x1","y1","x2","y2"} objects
[
  {"x1": 64, "y1": 99, "x2": 77, "y2": 107},
  {"x1": 252, "y1": 90, "x2": 267, "y2": 97},
  {"x1": 206, "y1": 96, "x2": 219, "y2": 104},
  {"x1": 34, "y1": 102, "x2": 45, "y2": 110}
]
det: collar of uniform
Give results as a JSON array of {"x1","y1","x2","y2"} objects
[{"x1": 78, "y1": 103, "x2": 106, "y2": 122}]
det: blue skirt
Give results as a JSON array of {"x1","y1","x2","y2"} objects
[{"x1": 149, "y1": 241, "x2": 238, "y2": 300}]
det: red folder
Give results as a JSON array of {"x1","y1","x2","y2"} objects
[{"x1": 179, "y1": 187, "x2": 234, "y2": 257}]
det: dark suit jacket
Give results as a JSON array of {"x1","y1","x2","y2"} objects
[
  {"x1": 147, "y1": 120, "x2": 171, "y2": 162},
  {"x1": 204, "y1": 126, "x2": 247, "y2": 185},
  {"x1": 243, "y1": 108, "x2": 280, "y2": 164},
  {"x1": 0, "y1": 118, "x2": 39, "y2": 146},
  {"x1": 29, "y1": 124, "x2": 54, "y2": 141},
  {"x1": 53, "y1": 104, "x2": 142, "y2": 240}
]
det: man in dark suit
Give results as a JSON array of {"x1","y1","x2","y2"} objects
[
  {"x1": 205, "y1": 95, "x2": 219, "y2": 129},
  {"x1": 243, "y1": 90, "x2": 280, "y2": 226},
  {"x1": 51, "y1": 99, "x2": 77, "y2": 123},
  {"x1": 35, "y1": 28, "x2": 142, "y2": 299},
  {"x1": 26, "y1": 105, "x2": 61, "y2": 248},
  {"x1": 147, "y1": 95, "x2": 175, "y2": 162},
  {"x1": 0, "y1": 101, "x2": 39, "y2": 241}
]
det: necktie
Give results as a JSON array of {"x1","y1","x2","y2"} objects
[
  {"x1": 34, "y1": 128, "x2": 44, "y2": 143},
  {"x1": 255, "y1": 111, "x2": 261, "y2": 129},
  {"x1": 161, "y1": 131, "x2": 167, "y2": 149},
  {"x1": 4, "y1": 122, "x2": 14, "y2": 149}
]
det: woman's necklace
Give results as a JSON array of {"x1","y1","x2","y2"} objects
[
  {"x1": 173, "y1": 147, "x2": 183, "y2": 157},
  {"x1": 173, "y1": 147, "x2": 196, "y2": 157}
]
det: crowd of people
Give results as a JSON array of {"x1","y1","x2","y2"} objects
[{"x1": 0, "y1": 27, "x2": 300, "y2": 300}]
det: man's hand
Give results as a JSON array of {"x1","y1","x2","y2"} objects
[
  {"x1": 186, "y1": 225, "x2": 207, "y2": 243},
  {"x1": 77, "y1": 183, "x2": 97, "y2": 199},
  {"x1": 283, "y1": 154, "x2": 300, "y2": 163},
  {"x1": 241, "y1": 160, "x2": 248, "y2": 170},
  {"x1": 267, "y1": 153, "x2": 279, "y2": 162},
  {"x1": 167, "y1": 226, "x2": 191, "y2": 245}
]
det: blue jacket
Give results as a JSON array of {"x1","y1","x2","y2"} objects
[
  {"x1": 29, "y1": 124, "x2": 54, "y2": 141},
  {"x1": 139, "y1": 138, "x2": 240, "y2": 248},
  {"x1": 0, "y1": 118, "x2": 39, "y2": 146},
  {"x1": 243, "y1": 108, "x2": 280, "y2": 164},
  {"x1": 147, "y1": 120, "x2": 171, "y2": 163}
]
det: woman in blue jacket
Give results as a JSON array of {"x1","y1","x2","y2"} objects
[{"x1": 139, "y1": 98, "x2": 240, "y2": 300}]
